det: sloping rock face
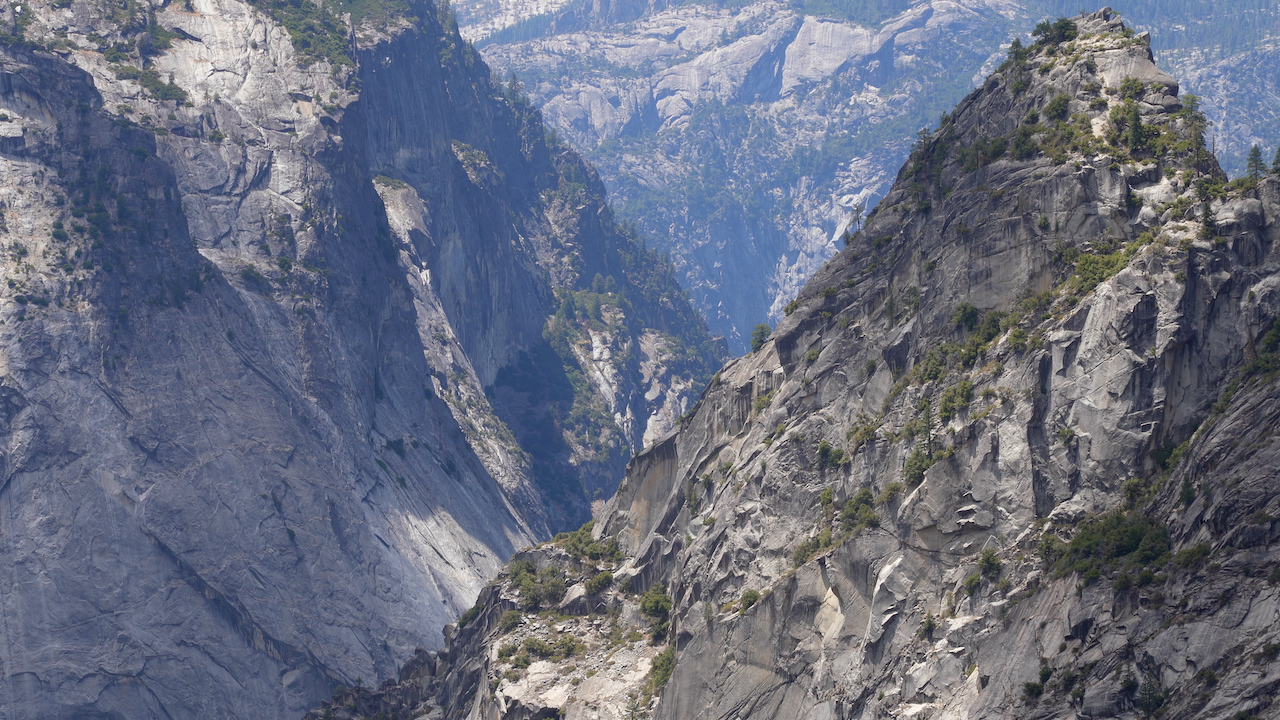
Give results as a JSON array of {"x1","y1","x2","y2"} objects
[
  {"x1": 0, "y1": 0, "x2": 718, "y2": 717},
  {"x1": 322, "y1": 11, "x2": 1280, "y2": 719}
]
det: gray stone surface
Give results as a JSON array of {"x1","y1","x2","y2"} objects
[
  {"x1": 325, "y1": 12, "x2": 1280, "y2": 720},
  {"x1": 0, "y1": 0, "x2": 717, "y2": 716}
]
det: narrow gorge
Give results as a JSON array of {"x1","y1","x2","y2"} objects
[{"x1": 312, "y1": 11, "x2": 1280, "y2": 720}]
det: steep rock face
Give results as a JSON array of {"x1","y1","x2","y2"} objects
[
  {"x1": 0, "y1": 0, "x2": 718, "y2": 716},
  {"x1": 320, "y1": 11, "x2": 1280, "y2": 719}
]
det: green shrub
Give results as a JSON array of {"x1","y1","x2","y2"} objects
[
  {"x1": 523, "y1": 636, "x2": 553, "y2": 657},
  {"x1": 111, "y1": 64, "x2": 188, "y2": 102},
  {"x1": 964, "y1": 573, "x2": 982, "y2": 596},
  {"x1": 902, "y1": 445, "x2": 935, "y2": 487},
  {"x1": 649, "y1": 646, "x2": 675, "y2": 690},
  {"x1": 1044, "y1": 94, "x2": 1071, "y2": 121},
  {"x1": 938, "y1": 379, "x2": 974, "y2": 422},
  {"x1": 553, "y1": 633, "x2": 584, "y2": 659},
  {"x1": 953, "y1": 302, "x2": 980, "y2": 330},
  {"x1": 818, "y1": 441, "x2": 847, "y2": 469},
  {"x1": 585, "y1": 571, "x2": 613, "y2": 595},
  {"x1": 1008, "y1": 328, "x2": 1028, "y2": 352},
  {"x1": 753, "y1": 390, "x2": 776, "y2": 414},
  {"x1": 876, "y1": 482, "x2": 903, "y2": 505},
  {"x1": 1069, "y1": 252, "x2": 1127, "y2": 297},
  {"x1": 750, "y1": 323, "x2": 770, "y2": 352},
  {"x1": 979, "y1": 549, "x2": 1002, "y2": 577},
  {"x1": 841, "y1": 488, "x2": 875, "y2": 528},
  {"x1": 1173, "y1": 542, "x2": 1211, "y2": 570},
  {"x1": 739, "y1": 589, "x2": 760, "y2": 611},
  {"x1": 1050, "y1": 511, "x2": 1170, "y2": 583},
  {"x1": 1032, "y1": 17, "x2": 1077, "y2": 46},
  {"x1": 457, "y1": 603, "x2": 482, "y2": 628},
  {"x1": 1153, "y1": 440, "x2": 1189, "y2": 472},
  {"x1": 242, "y1": 0, "x2": 410, "y2": 68},
  {"x1": 1180, "y1": 478, "x2": 1197, "y2": 506},
  {"x1": 499, "y1": 610, "x2": 522, "y2": 633},
  {"x1": 640, "y1": 583, "x2": 672, "y2": 620},
  {"x1": 553, "y1": 521, "x2": 623, "y2": 563}
]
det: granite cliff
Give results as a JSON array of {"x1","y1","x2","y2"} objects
[
  {"x1": 314, "y1": 11, "x2": 1280, "y2": 719},
  {"x1": 0, "y1": 0, "x2": 719, "y2": 716}
]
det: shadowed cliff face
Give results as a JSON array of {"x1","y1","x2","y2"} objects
[
  {"x1": 315, "y1": 11, "x2": 1280, "y2": 720},
  {"x1": 0, "y1": 0, "x2": 720, "y2": 716}
]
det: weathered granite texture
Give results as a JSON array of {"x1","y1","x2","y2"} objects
[
  {"x1": 319, "y1": 11, "x2": 1280, "y2": 719},
  {"x1": 0, "y1": 0, "x2": 718, "y2": 716}
]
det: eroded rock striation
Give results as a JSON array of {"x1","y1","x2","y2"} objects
[
  {"x1": 320, "y1": 11, "x2": 1280, "y2": 719},
  {"x1": 0, "y1": 0, "x2": 719, "y2": 716}
]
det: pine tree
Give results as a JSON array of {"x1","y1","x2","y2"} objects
[
  {"x1": 1246, "y1": 144, "x2": 1265, "y2": 180},
  {"x1": 1272, "y1": 146, "x2": 1280, "y2": 176}
]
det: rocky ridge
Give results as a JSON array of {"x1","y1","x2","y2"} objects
[
  {"x1": 476, "y1": 0, "x2": 1016, "y2": 351},
  {"x1": 0, "y1": 0, "x2": 719, "y2": 716},
  {"x1": 462, "y1": 0, "x2": 1279, "y2": 353},
  {"x1": 312, "y1": 11, "x2": 1280, "y2": 719}
]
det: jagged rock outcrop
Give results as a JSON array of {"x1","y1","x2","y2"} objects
[
  {"x1": 320, "y1": 11, "x2": 1280, "y2": 719},
  {"x1": 0, "y1": 0, "x2": 719, "y2": 716}
]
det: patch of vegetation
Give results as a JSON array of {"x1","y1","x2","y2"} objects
[
  {"x1": 793, "y1": 527, "x2": 835, "y2": 566},
  {"x1": 938, "y1": 378, "x2": 974, "y2": 422},
  {"x1": 553, "y1": 521, "x2": 624, "y2": 564},
  {"x1": 457, "y1": 603, "x2": 482, "y2": 628},
  {"x1": 244, "y1": 0, "x2": 412, "y2": 67},
  {"x1": 750, "y1": 323, "x2": 770, "y2": 352},
  {"x1": 902, "y1": 444, "x2": 935, "y2": 487},
  {"x1": 499, "y1": 609, "x2": 522, "y2": 633},
  {"x1": 817, "y1": 439, "x2": 848, "y2": 469},
  {"x1": 841, "y1": 488, "x2": 879, "y2": 532},
  {"x1": 922, "y1": 611, "x2": 936, "y2": 638},
  {"x1": 876, "y1": 482, "x2": 903, "y2": 505},
  {"x1": 847, "y1": 417, "x2": 879, "y2": 454},
  {"x1": 1041, "y1": 511, "x2": 1170, "y2": 585},
  {"x1": 1173, "y1": 542, "x2": 1211, "y2": 570},
  {"x1": 753, "y1": 390, "x2": 776, "y2": 414},
  {"x1": 979, "y1": 548, "x2": 1002, "y2": 577},
  {"x1": 739, "y1": 589, "x2": 760, "y2": 611},
  {"x1": 964, "y1": 573, "x2": 982, "y2": 596},
  {"x1": 1068, "y1": 251, "x2": 1128, "y2": 299},
  {"x1": 509, "y1": 561, "x2": 567, "y2": 610},
  {"x1": 111, "y1": 65, "x2": 187, "y2": 102},
  {"x1": 640, "y1": 583, "x2": 673, "y2": 642},
  {"x1": 585, "y1": 571, "x2": 613, "y2": 595},
  {"x1": 1032, "y1": 18, "x2": 1078, "y2": 47},
  {"x1": 649, "y1": 645, "x2": 675, "y2": 690}
]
